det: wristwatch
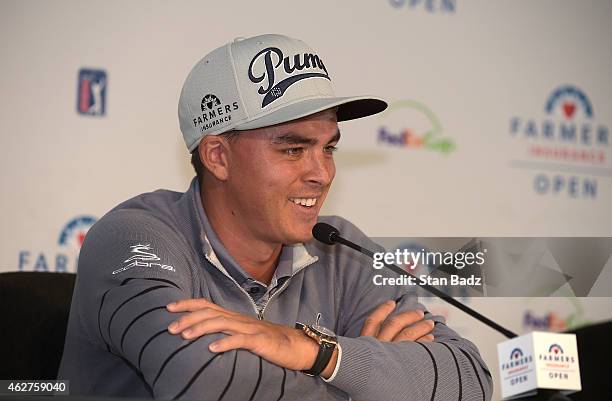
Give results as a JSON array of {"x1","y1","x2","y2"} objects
[{"x1": 295, "y1": 313, "x2": 338, "y2": 377}]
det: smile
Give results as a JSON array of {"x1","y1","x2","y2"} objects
[{"x1": 288, "y1": 197, "x2": 318, "y2": 207}]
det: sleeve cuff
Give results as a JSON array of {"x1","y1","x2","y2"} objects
[
  {"x1": 321, "y1": 342, "x2": 342, "y2": 383},
  {"x1": 323, "y1": 336, "x2": 374, "y2": 394}
]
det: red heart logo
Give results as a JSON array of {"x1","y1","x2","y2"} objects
[{"x1": 563, "y1": 102, "x2": 576, "y2": 119}]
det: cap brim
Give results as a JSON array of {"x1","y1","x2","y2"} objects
[{"x1": 234, "y1": 96, "x2": 387, "y2": 131}]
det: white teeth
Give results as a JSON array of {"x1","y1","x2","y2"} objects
[{"x1": 290, "y1": 198, "x2": 317, "y2": 207}]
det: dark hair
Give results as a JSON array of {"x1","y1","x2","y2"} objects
[{"x1": 190, "y1": 131, "x2": 240, "y2": 183}]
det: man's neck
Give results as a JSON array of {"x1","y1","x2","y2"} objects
[{"x1": 201, "y1": 187, "x2": 281, "y2": 286}]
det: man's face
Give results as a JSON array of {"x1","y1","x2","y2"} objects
[{"x1": 225, "y1": 109, "x2": 339, "y2": 245}]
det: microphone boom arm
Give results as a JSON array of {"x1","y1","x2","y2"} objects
[{"x1": 315, "y1": 223, "x2": 517, "y2": 339}]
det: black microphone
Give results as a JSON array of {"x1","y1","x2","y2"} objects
[{"x1": 312, "y1": 222, "x2": 517, "y2": 339}]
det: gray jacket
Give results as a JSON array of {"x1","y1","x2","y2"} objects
[{"x1": 59, "y1": 178, "x2": 492, "y2": 401}]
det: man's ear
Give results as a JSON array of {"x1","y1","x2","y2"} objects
[{"x1": 198, "y1": 135, "x2": 231, "y2": 181}]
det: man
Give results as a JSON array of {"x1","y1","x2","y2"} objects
[{"x1": 59, "y1": 34, "x2": 492, "y2": 401}]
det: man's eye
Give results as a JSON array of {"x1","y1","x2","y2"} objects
[
  {"x1": 324, "y1": 145, "x2": 338, "y2": 154},
  {"x1": 285, "y1": 147, "x2": 304, "y2": 156}
]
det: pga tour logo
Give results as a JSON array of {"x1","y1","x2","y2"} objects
[
  {"x1": 248, "y1": 47, "x2": 330, "y2": 108},
  {"x1": 77, "y1": 68, "x2": 107, "y2": 116}
]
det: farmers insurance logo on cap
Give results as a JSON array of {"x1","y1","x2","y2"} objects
[
  {"x1": 193, "y1": 94, "x2": 239, "y2": 133},
  {"x1": 178, "y1": 34, "x2": 387, "y2": 153},
  {"x1": 247, "y1": 47, "x2": 330, "y2": 108}
]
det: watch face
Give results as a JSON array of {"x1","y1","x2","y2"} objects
[{"x1": 312, "y1": 325, "x2": 335, "y2": 337}]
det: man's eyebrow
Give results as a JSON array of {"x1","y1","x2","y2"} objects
[
  {"x1": 328, "y1": 130, "x2": 341, "y2": 144},
  {"x1": 270, "y1": 129, "x2": 341, "y2": 145}
]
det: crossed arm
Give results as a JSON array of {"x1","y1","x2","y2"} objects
[
  {"x1": 165, "y1": 298, "x2": 435, "y2": 379},
  {"x1": 78, "y1": 211, "x2": 491, "y2": 400},
  {"x1": 93, "y1": 278, "x2": 434, "y2": 399}
]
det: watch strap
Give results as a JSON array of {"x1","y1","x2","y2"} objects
[
  {"x1": 304, "y1": 341, "x2": 335, "y2": 376},
  {"x1": 296, "y1": 322, "x2": 337, "y2": 376}
]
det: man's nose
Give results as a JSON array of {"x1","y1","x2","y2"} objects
[{"x1": 303, "y1": 150, "x2": 335, "y2": 187}]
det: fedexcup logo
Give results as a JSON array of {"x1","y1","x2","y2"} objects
[
  {"x1": 378, "y1": 100, "x2": 456, "y2": 154},
  {"x1": 248, "y1": 47, "x2": 330, "y2": 108}
]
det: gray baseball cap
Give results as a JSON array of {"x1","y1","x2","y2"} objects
[{"x1": 178, "y1": 34, "x2": 387, "y2": 152}]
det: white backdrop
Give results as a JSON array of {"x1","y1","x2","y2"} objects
[{"x1": 1, "y1": 1, "x2": 611, "y2": 399}]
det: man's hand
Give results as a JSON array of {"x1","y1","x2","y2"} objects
[
  {"x1": 360, "y1": 300, "x2": 435, "y2": 342},
  {"x1": 166, "y1": 298, "x2": 320, "y2": 372}
]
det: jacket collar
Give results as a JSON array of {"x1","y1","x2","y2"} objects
[{"x1": 187, "y1": 178, "x2": 318, "y2": 282}]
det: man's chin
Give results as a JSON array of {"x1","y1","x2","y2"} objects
[{"x1": 282, "y1": 228, "x2": 314, "y2": 245}]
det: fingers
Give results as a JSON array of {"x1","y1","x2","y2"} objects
[
  {"x1": 377, "y1": 309, "x2": 425, "y2": 342},
  {"x1": 360, "y1": 300, "x2": 396, "y2": 337},
  {"x1": 417, "y1": 334, "x2": 435, "y2": 342},
  {"x1": 168, "y1": 307, "x2": 222, "y2": 334},
  {"x1": 392, "y1": 319, "x2": 435, "y2": 342},
  {"x1": 178, "y1": 315, "x2": 256, "y2": 340},
  {"x1": 167, "y1": 299, "x2": 238, "y2": 338},
  {"x1": 166, "y1": 298, "x2": 226, "y2": 313},
  {"x1": 209, "y1": 334, "x2": 252, "y2": 353}
]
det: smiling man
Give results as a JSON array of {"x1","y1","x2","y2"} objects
[{"x1": 59, "y1": 34, "x2": 492, "y2": 401}]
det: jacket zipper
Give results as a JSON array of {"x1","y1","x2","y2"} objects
[
  {"x1": 205, "y1": 252, "x2": 319, "y2": 320},
  {"x1": 204, "y1": 253, "x2": 261, "y2": 317},
  {"x1": 257, "y1": 255, "x2": 319, "y2": 320}
]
